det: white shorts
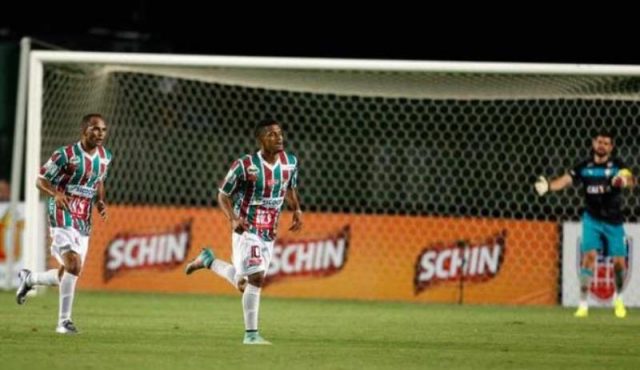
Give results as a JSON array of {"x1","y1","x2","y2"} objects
[
  {"x1": 50, "y1": 227, "x2": 89, "y2": 266},
  {"x1": 232, "y1": 231, "x2": 274, "y2": 278}
]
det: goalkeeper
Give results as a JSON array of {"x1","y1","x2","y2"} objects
[{"x1": 534, "y1": 129, "x2": 634, "y2": 318}]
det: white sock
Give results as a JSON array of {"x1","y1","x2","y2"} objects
[
  {"x1": 28, "y1": 269, "x2": 60, "y2": 286},
  {"x1": 614, "y1": 291, "x2": 624, "y2": 301},
  {"x1": 210, "y1": 259, "x2": 236, "y2": 287},
  {"x1": 59, "y1": 272, "x2": 78, "y2": 323},
  {"x1": 242, "y1": 284, "x2": 261, "y2": 331}
]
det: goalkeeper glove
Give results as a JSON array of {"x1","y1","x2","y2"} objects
[
  {"x1": 612, "y1": 175, "x2": 629, "y2": 188},
  {"x1": 612, "y1": 169, "x2": 633, "y2": 188},
  {"x1": 534, "y1": 176, "x2": 549, "y2": 196}
]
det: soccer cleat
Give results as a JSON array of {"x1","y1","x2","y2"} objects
[
  {"x1": 16, "y1": 269, "x2": 34, "y2": 305},
  {"x1": 574, "y1": 306, "x2": 588, "y2": 318},
  {"x1": 614, "y1": 298, "x2": 627, "y2": 318},
  {"x1": 243, "y1": 331, "x2": 272, "y2": 345},
  {"x1": 55, "y1": 320, "x2": 78, "y2": 334},
  {"x1": 184, "y1": 248, "x2": 215, "y2": 275}
]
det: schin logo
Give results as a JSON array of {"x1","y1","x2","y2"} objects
[
  {"x1": 265, "y1": 226, "x2": 350, "y2": 287},
  {"x1": 414, "y1": 231, "x2": 506, "y2": 295},
  {"x1": 103, "y1": 220, "x2": 192, "y2": 282}
]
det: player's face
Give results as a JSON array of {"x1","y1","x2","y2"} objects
[
  {"x1": 592, "y1": 136, "x2": 613, "y2": 158},
  {"x1": 83, "y1": 118, "x2": 108, "y2": 148},
  {"x1": 259, "y1": 124, "x2": 284, "y2": 154}
]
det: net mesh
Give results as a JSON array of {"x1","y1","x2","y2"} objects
[{"x1": 38, "y1": 62, "x2": 640, "y2": 303}]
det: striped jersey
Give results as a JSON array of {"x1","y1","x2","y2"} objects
[
  {"x1": 39, "y1": 142, "x2": 113, "y2": 235},
  {"x1": 219, "y1": 150, "x2": 299, "y2": 241}
]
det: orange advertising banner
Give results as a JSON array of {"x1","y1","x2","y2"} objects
[{"x1": 72, "y1": 205, "x2": 558, "y2": 305}]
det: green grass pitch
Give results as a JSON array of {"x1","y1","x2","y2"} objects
[{"x1": 1, "y1": 290, "x2": 639, "y2": 369}]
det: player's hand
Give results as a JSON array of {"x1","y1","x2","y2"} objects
[
  {"x1": 611, "y1": 169, "x2": 633, "y2": 188},
  {"x1": 231, "y1": 217, "x2": 248, "y2": 233},
  {"x1": 54, "y1": 192, "x2": 70, "y2": 210},
  {"x1": 289, "y1": 210, "x2": 303, "y2": 232},
  {"x1": 534, "y1": 176, "x2": 549, "y2": 196},
  {"x1": 96, "y1": 200, "x2": 108, "y2": 221}
]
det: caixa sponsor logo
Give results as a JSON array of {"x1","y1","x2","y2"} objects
[
  {"x1": 576, "y1": 236, "x2": 632, "y2": 301},
  {"x1": 265, "y1": 226, "x2": 350, "y2": 287},
  {"x1": 103, "y1": 220, "x2": 192, "y2": 282},
  {"x1": 66, "y1": 185, "x2": 96, "y2": 198},
  {"x1": 414, "y1": 231, "x2": 506, "y2": 294},
  {"x1": 251, "y1": 197, "x2": 284, "y2": 208}
]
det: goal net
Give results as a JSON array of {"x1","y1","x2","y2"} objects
[{"x1": 24, "y1": 53, "x2": 640, "y2": 305}]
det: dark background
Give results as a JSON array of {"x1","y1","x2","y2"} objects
[
  {"x1": 1, "y1": 3, "x2": 639, "y2": 205},
  {"x1": 1, "y1": 3, "x2": 639, "y2": 64}
]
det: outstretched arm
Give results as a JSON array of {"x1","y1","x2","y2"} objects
[
  {"x1": 286, "y1": 189, "x2": 303, "y2": 232},
  {"x1": 535, "y1": 173, "x2": 573, "y2": 196},
  {"x1": 36, "y1": 177, "x2": 69, "y2": 210}
]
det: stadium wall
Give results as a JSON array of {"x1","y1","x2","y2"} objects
[{"x1": 71, "y1": 205, "x2": 559, "y2": 305}]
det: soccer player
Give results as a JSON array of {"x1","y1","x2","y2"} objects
[
  {"x1": 185, "y1": 118, "x2": 303, "y2": 345},
  {"x1": 534, "y1": 129, "x2": 634, "y2": 318},
  {"x1": 16, "y1": 113, "x2": 112, "y2": 334}
]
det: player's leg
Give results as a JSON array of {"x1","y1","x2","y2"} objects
[
  {"x1": 53, "y1": 228, "x2": 86, "y2": 334},
  {"x1": 184, "y1": 242, "x2": 245, "y2": 291},
  {"x1": 242, "y1": 271, "x2": 269, "y2": 344},
  {"x1": 16, "y1": 231, "x2": 66, "y2": 305},
  {"x1": 57, "y1": 250, "x2": 81, "y2": 334},
  {"x1": 15, "y1": 267, "x2": 61, "y2": 305},
  {"x1": 237, "y1": 234, "x2": 272, "y2": 345},
  {"x1": 605, "y1": 223, "x2": 627, "y2": 318},
  {"x1": 576, "y1": 213, "x2": 601, "y2": 317}
]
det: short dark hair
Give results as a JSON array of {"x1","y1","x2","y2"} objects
[
  {"x1": 594, "y1": 128, "x2": 615, "y2": 142},
  {"x1": 254, "y1": 118, "x2": 280, "y2": 138},
  {"x1": 81, "y1": 113, "x2": 105, "y2": 130}
]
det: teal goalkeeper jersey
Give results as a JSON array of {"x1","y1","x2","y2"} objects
[
  {"x1": 39, "y1": 142, "x2": 113, "y2": 235},
  {"x1": 219, "y1": 151, "x2": 298, "y2": 241}
]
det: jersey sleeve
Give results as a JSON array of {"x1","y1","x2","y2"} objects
[
  {"x1": 569, "y1": 161, "x2": 584, "y2": 182},
  {"x1": 288, "y1": 156, "x2": 299, "y2": 189},
  {"x1": 219, "y1": 159, "x2": 244, "y2": 195},
  {"x1": 39, "y1": 148, "x2": 67, "y2": 181},
  {"x1": 99, "y1": 149, "x2": 113, "y2": 182}
]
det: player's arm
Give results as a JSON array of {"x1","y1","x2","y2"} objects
[
  {"x1": 36, "y1": 177, "x2": 69, "y2": 210},
  {"x1": 286, "y1": 188, "x2": 303, "y2": 232},
  {"x1": 38, "y1": 148, "x2": 70, "y2": 209},
  {"x1": 95, "y1": 181, "x2": 107, "y2": 220},
  {"x1": 217, "y1": 191, "x2": 247, "y2": 233},
  {"x1": 534, "y1": 173, "x2": 573, "y2": 196}
]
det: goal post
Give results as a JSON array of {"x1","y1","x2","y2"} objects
[{"x1": 23, "y1": 51, "x2": 640, "y2": 304}]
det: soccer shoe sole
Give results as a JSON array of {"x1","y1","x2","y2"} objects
[
  {"x1": 243, "y1": 338, "x2": 272, "y2": 345},
  {"x1": 15, "y1": 269, "x2": 33, "y2": 305},
  {"x1": 574, "y1": 309, "x2": 588, "y2": 318},
  {"x1": 55, "y1": 327, "x2": 79, "y2": 335},
  {"x1": 184, "y1": 248, "x2": 215, "y2": 275}
]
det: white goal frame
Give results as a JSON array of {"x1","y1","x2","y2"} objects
[{"x1": 23, "y1": 51, "x2": 640, "y2": 279}]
